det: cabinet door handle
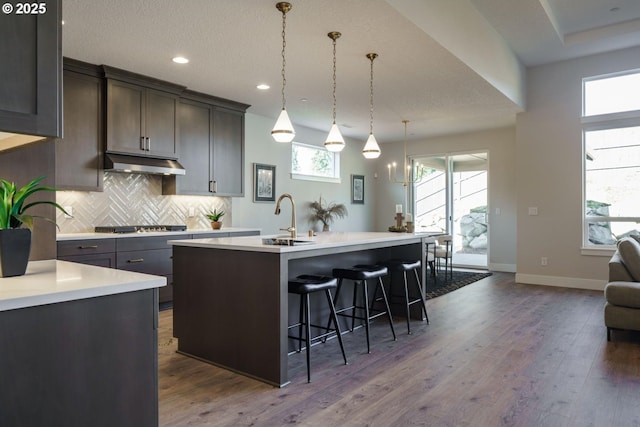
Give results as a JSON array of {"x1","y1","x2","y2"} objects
[
  {"x1": 127, "y1": 258, "x2": 144, "y2": 263},
  {"x1": 209, "y1": 180, "x2": 217, "y2": 193},
  {"x1": 77, "y1": 245, "x2": 98, "y2": 249},
  {"x1": 140, "y1": 136, "x2": 146, "y2": 150},
  {"x1": 146, "y1": 137, "x2": 151, "y2": 151}
]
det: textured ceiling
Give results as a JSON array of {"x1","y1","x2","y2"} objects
[{"x1": 61, "y1": 0, "x2": 640, "y2": 144}]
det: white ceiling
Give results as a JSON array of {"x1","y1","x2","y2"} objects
[{"x1": 61, "y1": 0, "x2": 640, "y2": 144}]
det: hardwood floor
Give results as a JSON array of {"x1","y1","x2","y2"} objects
[{"x1": 158, "y1": 272, "x2": 640, "y2": 426}]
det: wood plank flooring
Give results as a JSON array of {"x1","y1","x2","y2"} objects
[{"x1": 158, "y1": 272, "x2": 640, "y2": 426}]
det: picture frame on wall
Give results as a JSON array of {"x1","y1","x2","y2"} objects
[
  {"x1": 351, "y1": 174, "x2": 365, "y2": 204},
  {"x1": 253, "y1": 163, "x2": 276, "y2": 202}
]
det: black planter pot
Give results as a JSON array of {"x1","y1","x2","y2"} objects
[{"x1": 0, "y1": 228, "x2": 32, "y2": 278}]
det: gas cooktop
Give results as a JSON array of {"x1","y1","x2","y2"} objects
[{"x1": 94, "y1": 225, "x2": 187, "y2": 234}]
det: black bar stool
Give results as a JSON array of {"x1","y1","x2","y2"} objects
[
  {"x1": 331, "y1": 265, "x2": 397, "y2": 353},
  {"x1": 381, "y1": 259, "x2": 429, "y2": 334},
  {"x1": 288, "y1": 274, "x2": 348, "y2": 383}
]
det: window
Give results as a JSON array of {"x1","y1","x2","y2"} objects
[
  {"x1": 583, "y1": 71, "x2": 640, "y2": 248},
  {"x1": 291, "y1": 142, "x2": 341, "y2": 183}
]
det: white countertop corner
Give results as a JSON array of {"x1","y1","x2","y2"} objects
[{"x1": 0, "y1": 260, "x2": 166, "y2": 312}]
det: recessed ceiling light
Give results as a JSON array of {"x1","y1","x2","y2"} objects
[
  {"x1": 257, "y1": 84, "x2": 270, "y2": 90},
  {"x1": 172, "y1": 56, "x2": 189, "y2": 64}
]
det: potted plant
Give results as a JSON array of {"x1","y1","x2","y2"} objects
[
  {"x1": 309, "y1": 196, "x2": 348, "y2": 232},
  {"x1": 205, "y1": 208, "x2": 225, "y2": 230},
  {"x1": 0, "y1": 176, "x2": 69, "y2": 277}
]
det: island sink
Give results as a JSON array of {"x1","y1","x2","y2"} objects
[{"x1": 262, "y1": 237, "x2": 315, "y2": 246}]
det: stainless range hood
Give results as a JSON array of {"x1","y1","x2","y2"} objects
[{"x1": 104, "y1": 153, "x2": 186, "y2": 175}]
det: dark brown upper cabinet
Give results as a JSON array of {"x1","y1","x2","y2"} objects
[
  {"x1": 163, "y1": 91, "x2": 248, "y2": 197},
  {"x1": 103, "y1": 66, "x2": 185, "y2": 159},
  {"x1": 0, "y1": 0, "x2": 62, "y2": 144},
  {"x1": 212, "y1": 107, "x2": 245, "y2": 196},
  {"x1": 55, "y1": 59, "x2": 104, "y2": 191}
]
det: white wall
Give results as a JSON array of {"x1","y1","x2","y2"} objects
[
  {"x1": 371, "y1": 127, "x2": 517, "y2": 272},
  {"x1": 515, "y1": 45, "x2": 640, "y2": 290},
  {"x1": 232, "y1": 113, "x2": 376, "y2": 235}
]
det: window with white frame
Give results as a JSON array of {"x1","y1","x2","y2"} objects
[
  {"x1": 291, "y1": 141, "x2": 341, "y2": 183},
  {"x1": 583, "y1": 70, "x2": 640, "y2": 247}
]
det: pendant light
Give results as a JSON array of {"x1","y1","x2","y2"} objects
[
  {"x1": 271, "y1": 2, "x2": 295, "y2": 143},
  {"x1": 362, "y1": 53, "x2": 381, "y2": 159},
  {"x1": 324, "y1": 31, "x2": 345, "y2": 152}
]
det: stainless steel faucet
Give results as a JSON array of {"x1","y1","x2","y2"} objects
[{"x1": 274, "y1": 193, "x2": 296, "y2": 239}]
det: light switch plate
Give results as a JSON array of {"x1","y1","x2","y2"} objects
[{"x1": 528, "y1": 207, "x2": 538, "y2": 216}]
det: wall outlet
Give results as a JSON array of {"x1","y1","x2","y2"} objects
[
  {"x1": 188, "y1": 207, "x2": 195, "y2": 217},
  {"x1": 541, "y1": 257, "x2": 548, "y2": 266},
  {"x1": 63, "y1": 206, "x2": 73, "y2": 219}
]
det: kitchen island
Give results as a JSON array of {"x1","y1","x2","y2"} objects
[
  {"x1": 0, "y1": 260, "x2": 165, "y2": 427},
  {"x1": 169, "y1": 232, "x2": 433, "y2": 387}
]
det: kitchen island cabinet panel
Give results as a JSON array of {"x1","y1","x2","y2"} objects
[
  {"x1": 173, "y1": 247, "x2": 284, "y2": 382},
  {"x1": 0, "y1": 0, "x2": 62, "y2": 139},
  {"x1": 0, "y1": 287, "x2": 159, "y2": 427},
  {"x1": 170, "y1": 232, "x2": 429, "y2": 386}
]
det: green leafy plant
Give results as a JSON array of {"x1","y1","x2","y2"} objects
[
  {"x1": 205, "y1": 208, "x2": 225, "y2": 222},
  {"x1": 0, "y1": 176, "x2": 68, "y2": 230},
  {"x1": 309, "y1": 196, "x2": 347, "y2": 231}
]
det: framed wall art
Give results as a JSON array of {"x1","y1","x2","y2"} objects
[
  {"x1": 253, "y1": 163, "x2": 276, "y2": 202},
  {"x1": 351, "y1": 174, "x2": 365, "y2": 204}
]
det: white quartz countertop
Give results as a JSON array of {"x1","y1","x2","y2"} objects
[
  {"x1": 0, "y1": 260, "x2": 166, "y2": 312},
  {"x1": 168, "y1": 231, "x2": 441, "y2": 253},
  {"x1": 57, "y1": 227, "x2": 261, "y2": 241}
]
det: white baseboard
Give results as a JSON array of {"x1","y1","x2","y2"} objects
[
  {"x1": 488, "y1": 263, "x2": 516, "y2": 273},
  {"x1": 515, "y1": 273, "x2": 606, "y2": 291}
]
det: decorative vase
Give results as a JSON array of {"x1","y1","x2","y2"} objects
[
  {"x1": 211, "y1": 221, "x2": 222, "y2": 230},
  {"x1": 0, "y1": 228, "x2": 32, "y2": 278}
]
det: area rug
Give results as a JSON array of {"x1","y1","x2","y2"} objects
[{"x1": 425, "y1": 270, "x2": 492, "y2": 299}]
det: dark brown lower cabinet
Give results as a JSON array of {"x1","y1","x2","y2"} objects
[
  {"x1": 117, "y1": 236, "x2": 174, "y2": 304},
  {"x1": 0, "y1": 289, "x2": 159, "y2": 427}
]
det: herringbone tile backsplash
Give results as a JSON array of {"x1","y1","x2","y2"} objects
[{"x1": 56, "y1": 173, "x2": 231, "y2": 233}]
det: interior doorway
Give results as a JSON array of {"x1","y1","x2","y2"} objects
[{"x1": 413, "y1": 152, "x2": 488, "y2": 269}]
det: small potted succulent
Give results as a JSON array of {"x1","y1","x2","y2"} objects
[
  {"x1": 0, "y1": 176, "x2": 69, "y2": 277},
  {"x1": 205, "y1": 208, "x2": 225, "y2": 230}
]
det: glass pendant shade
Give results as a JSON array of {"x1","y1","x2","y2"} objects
[
  {"x1": 324, "y1": 123, "x2": 345, "y2": 152},
  {"x1": 271, "y1": 109, "x2": 295, "y2": 143},
  {"x1": 362, "y1": 133, "x2": 381, "y2": 159}
]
